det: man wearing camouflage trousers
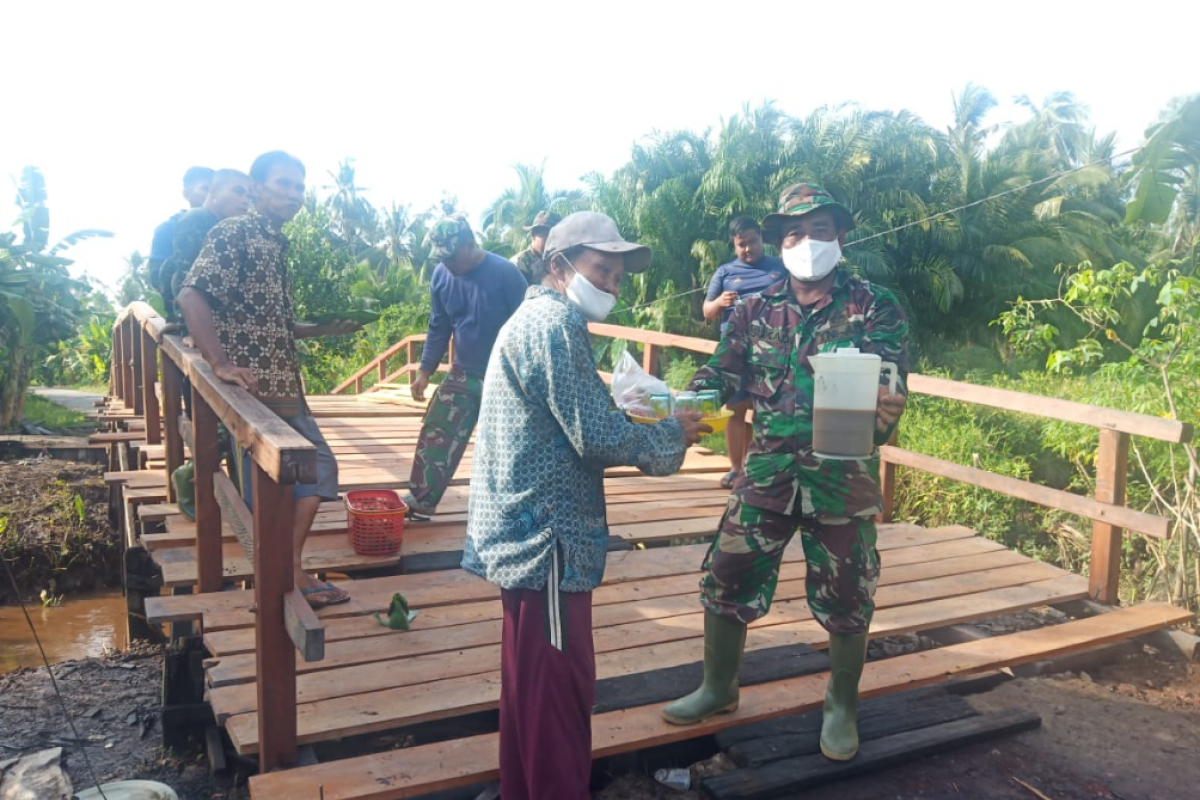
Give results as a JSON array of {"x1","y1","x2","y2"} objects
[
  {"x1": 404, "y1": 216, "x2": 528, "y2": 518},
  {"x1": 662, "y1": 183, "x2": 910, "y2": 762}
]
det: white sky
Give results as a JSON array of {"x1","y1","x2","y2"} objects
[{"x1": 4, "y1": 1, "x2": 1197, "y2": 292}]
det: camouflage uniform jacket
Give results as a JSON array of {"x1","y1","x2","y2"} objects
[
  {"x1": 689, "y1": 270, "x2": 910, "y2": 518},
  {"x1": 511, "y1": 247, "x2": 543, "y2": 285}
]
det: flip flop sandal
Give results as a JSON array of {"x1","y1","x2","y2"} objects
[
  {"x1": 301, "y1": 584, "x2": 350, "y2": 608},
  {"x1": 719, "y1": 470, "x2": 741, "y2": 489},
  {"x1": 316, "y1": 582, "x2": 351, "y2": 604}
]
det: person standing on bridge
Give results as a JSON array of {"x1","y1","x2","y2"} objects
[
  {"x1": 401, "y1": 216, "x2": 528, "y2": 520},
  {"x1": 511, "y1": 209, "x2": 562, "y2": 284},
  {"x1": 177, "y1": 150, "x2": 361, "y2": 609},
  {"x1": 149, "y1": 166, "x2": 214, "y2": 300},
  {"x1": 158, "y1": 168, "x2": 253, "y2": 322},
  {"x1": 463, "y1": 211, "x2": 711, "y2": 800},
  {"x1": 703, "y1": 215, "x2": 786, "y2": 489},
  {"x1": 661, "y1": 183, "x2": 910, "y2": 762}
]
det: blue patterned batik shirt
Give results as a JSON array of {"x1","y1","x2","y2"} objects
[{"x1": 462, "y1": 286, "x2": 689, "y2": 593}]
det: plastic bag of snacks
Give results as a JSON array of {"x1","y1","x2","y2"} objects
[{"x1": 610, "y1": 351, "x2": 672, "y2": 418}]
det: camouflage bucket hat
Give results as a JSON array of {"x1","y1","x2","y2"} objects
[
  {"x1": 523, "y1": 210, "x2": 563, "y2": 233},
  {"x1": 761, "y1": 182, "x2": 855, "y2": 246},
  {"x1": 425, "y1": 216, "x2": 473, "y2": 260}
]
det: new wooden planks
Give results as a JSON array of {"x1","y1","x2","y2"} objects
[
  {"x1": 247, "y1": 603, "x2": 1192, "y2": 797},
  {"x1": 202, "y1": 529, "x2": 994, "y2": 657},
  {"x1": 198, "y1": 525, "x2": 979, "y2": 634},
  {"x1": 219, "y1": 572, "x2": 1089, "y2": 749},
  {"x1": 207, "y1": 559, "x2": 1069, "y2": 721},
  {"x1": 147, "y1": 524, "x2": 976, "y2": 627}
]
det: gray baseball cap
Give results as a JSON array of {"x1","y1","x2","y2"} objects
[{"x1": 545, "y1": 211, "x2": 652, "y2": 274}]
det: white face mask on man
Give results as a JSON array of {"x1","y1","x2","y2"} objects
[
  {"x1": 560, "y1": 255, "x2": 617, "y2": 322},
  {"x1": 781, "y1": 238, "x2": 842, "y2": 282}
]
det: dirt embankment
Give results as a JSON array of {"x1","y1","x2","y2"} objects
[{"x1": 0, "y1": 456, "x2": 120, "y2": 604}]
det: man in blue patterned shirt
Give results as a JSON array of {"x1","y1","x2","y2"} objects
[{"x1": 463, "y1": 212, "x2": 710, "y2": 800}]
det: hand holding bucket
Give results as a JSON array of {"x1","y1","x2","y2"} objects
[{"x1": 810, "y1": 347, "x2": 899, "y2": 459}]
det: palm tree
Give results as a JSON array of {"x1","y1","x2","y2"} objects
[
  {"x1": 481, "y1": 162, "x2": 588, "y2": 255},
  {"x1": 1123, "y1": 94, "x2": 1200, "y2": 272}
]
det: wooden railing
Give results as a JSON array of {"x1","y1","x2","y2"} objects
[
  {"x1": 331, "y1": 334, "x2": 453, "y2": 394},
  {"x1": 112, "y1": 302, "x2": 322, "y2": 772},
  {"x1": 335, "y1": 320, "x2": 1194, "y2": 605},
  {"x1": 113, "y1": 308, "x2": 1194, "y2": 770}
]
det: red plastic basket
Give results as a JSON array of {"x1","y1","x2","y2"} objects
[{"x1": 344, "y1": 489, "x2": 407, "y2": 556}]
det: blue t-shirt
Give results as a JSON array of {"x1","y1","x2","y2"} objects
[
  {"x1": 149, "y1": 210, "x2": 186, "y2": 289},
  {"x1": 420, "y1": 252, "x2": 528, "y2": 378},
  {"x1": 706, "y1": 256, "x2": 786, "y2": 330}
]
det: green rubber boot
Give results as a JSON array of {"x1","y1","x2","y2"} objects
[
  {"x1": 661, "y1": 610, "x2": 746, "y2": 725},
  {"x1": 820, "y1": 632, "x2": 869, "y2": 761}
]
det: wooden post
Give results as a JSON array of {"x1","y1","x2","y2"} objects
[
  {"x1": 406, "y1": 341, "x2": 415, "y2": 384},
  {"x1": 377, "y1": 356, "x2": 387, "y2": 384},
  {"x1": 130, "y1": 319, "x2": 145, "y2": 416},
  {"x1": 141, "y1": 328, "x2": 161, "y2": 445},
  {"x1": 643, "y1": 343, "x2": 660, "y2": 378},
  {"x1": 192, "y1": 389, "x2": 223, "y2": 594},
  {"x1": 1089, "y1": 429, "x2": 1130, "y2": 604},
  {"x1": 111, "y1": 323, "x2": 122, "y2": 400},
  {"x1": 252, "y1": 460, "x2": 297, "y2": 771},
  {"x1": 878, "y1": 455, "x2": 896, "y2": 523},
  {"x1": 122, "y1": 319, "x2": 137, "y2": 408},
  {"x1": 161, "y1": 357, "x2": 185, "y2": 503}
]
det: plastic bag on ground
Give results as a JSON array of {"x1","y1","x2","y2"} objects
[{"x1": 610, "y1": 351, "x2": 671, "y2": 417}]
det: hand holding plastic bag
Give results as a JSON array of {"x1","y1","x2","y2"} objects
[{"x1": 611, "y1": 351, "x2": 671, "y2": 416}]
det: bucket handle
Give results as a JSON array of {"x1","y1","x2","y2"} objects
[{"x1": 881, "y1": 362, "x2": 899, "y2": 395}]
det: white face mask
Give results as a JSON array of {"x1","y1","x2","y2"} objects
[
  {"x1": 782, "y1": 238, "x2": 842, "y2": 282},
  {"x1": 561, "y1": 256, "x2": 617, "y2": 322}
]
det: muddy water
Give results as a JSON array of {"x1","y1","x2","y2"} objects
[{"x1": 0, "y1": 590, "x2": 127, "y2": 673}]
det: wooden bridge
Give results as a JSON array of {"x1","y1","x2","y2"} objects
[{"x1": 96, "y1": 302, "x2": 1195, "y2": 800}]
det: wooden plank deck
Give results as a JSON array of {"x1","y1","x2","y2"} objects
[
  {"x1": 108, "y1": 389, "x2": 1198, "y2": 798},
  {"x1": 140, "y1": 521, "x2": 1113, "y2": 757},
  {"x1": 131, "y1": 397, "x2": 733, "y2": 586},
  {"x1": 246, "y1": 601, "x2": 1193, "y2": 799},
  {"x1": 207, "y1": 524, "x2": 1092, "y2": 754}
]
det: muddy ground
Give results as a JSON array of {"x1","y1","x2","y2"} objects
[
  {"x1": 0, "y1": 639, "x2": 1194, "y2": 799},
  {"x1": 0, "y1": 455, "x2": 119, "y2": 604}
]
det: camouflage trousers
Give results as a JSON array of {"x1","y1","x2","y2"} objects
[
  {"x1": 407, "y1": 367, "x2": 483, "y2": 513},
  {"x1": 700, "y1": 494, "x2": 881, "y2": 634}
]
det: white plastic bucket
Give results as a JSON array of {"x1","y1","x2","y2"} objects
[
  {"x1": 810, "y1": 347, "x2": 898, "y2": 458},
  {"x1": 74, "y1": 781, "x2": 179, "y2": 800}
]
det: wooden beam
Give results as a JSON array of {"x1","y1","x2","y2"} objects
[
  {"x1": 252, "y1": 461, "x2": 299, "y2": 772},
  {"x1": 130, "y1": 318, "x2": 144, "y2": 416},
  {"x1": 907, "y1": 373, "x2": 1192, "y2": 444},
  {"x1": 159, "y1": 334, "x2": 317, "y2": 485},
  {"x1": 112, "y1": 319, "x2": 126, "y2": 406},
  {"x1": 161, "y1": 359, "x2": 185, "y2": 503},
  {"x1": 192, "y1": 392, "x2": 223, "y2": 594},
  {"x1": 213, "y1": 470, "x2": 254, "y2": 561},
  {"x1": 284, "y1": 589, "x2": 326, "y2": 663},
  {"x1": 331, "y1": 334, "x2": 427, "y2": 395},
  {"x1": 1089, "y1": 429, "x2": 1130, "y2": 603},
  {"x1": 141, "y1": 328, "x2": 162, "y2": 446},
  {"x1": 880, "y1": 445, "x2": 1169, "y2": 539},
  {"x1": 588, "y1": 322, "x2": 718, "y2": 356}
]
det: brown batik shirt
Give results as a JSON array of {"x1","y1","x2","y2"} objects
[{"x1": 183, "y1": 208, "x2": 304, "y2": 416}]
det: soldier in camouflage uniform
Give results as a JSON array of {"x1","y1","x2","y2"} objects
[
  {"x1": 662, "y1": 183, "x2": 910, "y2": 763},
  {"x1": 404, "y1": 217, "x2": 528, "y2": 518},
  {"x1": 510, "y1": 210, "x2": 562, "y2": 284}
]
